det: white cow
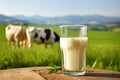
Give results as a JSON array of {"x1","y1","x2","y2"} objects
[
  {"x1": 26, "y1": 27, "x2": 59, "y2": 48},
  {"x1": 5, "y1": 24, "x2": 27, "y2": 48}
]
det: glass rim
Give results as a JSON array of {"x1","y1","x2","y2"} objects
[{"x1": 59, "y1": 25, "x2": 87, "y2": 28}]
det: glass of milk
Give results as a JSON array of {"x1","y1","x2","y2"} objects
[{"x1": 60, "y1": 25, "x2": 87, "y2": 76}]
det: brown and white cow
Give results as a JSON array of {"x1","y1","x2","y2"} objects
[
  {"x1": 26, "y1": 27, "x2": 59, "y2": 48},
  {"x1": 5, "y1": 24, "x2": 27, "y2": 48}
]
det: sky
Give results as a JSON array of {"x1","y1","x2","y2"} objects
[{"x1": 0, "y1": 0, "x2": 120, "y2": 17}]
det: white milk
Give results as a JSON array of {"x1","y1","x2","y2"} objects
[{"x1": 60, "y1": 37, "x2": 87, "y2": 71}]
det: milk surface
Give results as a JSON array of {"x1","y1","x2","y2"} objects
[{"x1": 60, "y1": 37, "x2": 87, "y2": 71}]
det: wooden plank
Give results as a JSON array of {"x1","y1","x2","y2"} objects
[{"x1": 0, "y1": 67, "x2": 120, "y2": 80}]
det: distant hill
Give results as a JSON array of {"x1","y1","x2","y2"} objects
[
  {"x1": 0, "y1": 14, "x2": 120, "y2": 25},
  {"x1": 12, "y1": 15, "x2": 120, "y2": 25},
  {"x1": 1, "y1": 14, "x2": 120, "y2": 32},
  {"x1": 0, "y1": 14, "x2": 30, "y2": 24}
]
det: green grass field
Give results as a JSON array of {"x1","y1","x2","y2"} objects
[{"x1": 0, "y1": 24, "x2": 120, "y2": 71}]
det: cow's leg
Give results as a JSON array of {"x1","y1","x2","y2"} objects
[
  {"x1": 8, "y1": 41, "x2": 14, "y2": 48},
  {"x1": 22, "y1": 40, "x2": 26, "y2": 48},
  {"x1": 15, "y1": 37, "x2": 20, "y2": 48},
  {"x1": 20, "y1": 41, "x2": 23, "y2": 47},
  {"x1": 11, "y1": 42, "x2": 15, "y2": 49},
  {"x1": 50, "y1": 40, "x2": 55, "y2": 48},
  {"x1": 8, "y1": 41, "x2": 11, "y2": 46},
  {"x1": 27, "y1": 40, "x2": 32, "y2": 48},
  {"x1": 17, "y1": 41, "x2": 20, "y2": 48},
  {"x1": 45, "y1": 43, "x2": 48, "y2": 48},
  {"x1": 26, "y1": 30, "x2": 32, "y2": 48}
]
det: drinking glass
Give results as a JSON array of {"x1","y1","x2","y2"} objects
[{"x1": 60, "y1": 25, "x2": 88, "y2": 76}]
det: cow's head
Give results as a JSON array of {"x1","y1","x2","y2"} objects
[{"x1": 27, "y1": 27, "x2": 35, "y2": 32}]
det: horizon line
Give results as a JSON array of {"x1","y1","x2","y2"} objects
[{"x1": 0, "y1": 13, "x2": 120, "y2": 18}]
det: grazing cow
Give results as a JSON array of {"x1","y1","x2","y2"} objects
[
  {"x1": 5, "y1": 24, "x2": 27, "y2": 48},
  {"x1": 26, "y1": 27, "x2": 59, "y2": 48}
]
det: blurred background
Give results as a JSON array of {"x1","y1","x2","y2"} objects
[{"x1": 0, "y1": 0, "x2": 120, "y2": 71}]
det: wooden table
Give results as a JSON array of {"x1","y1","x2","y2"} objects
[{"x1": 0, "y1": 67, "x2": 120, "y2": 80}]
